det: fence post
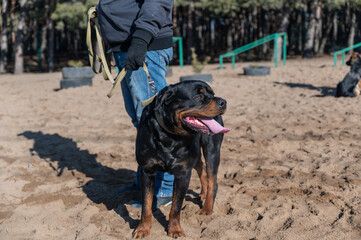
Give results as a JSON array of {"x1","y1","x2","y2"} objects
[
  {"x1": 283, "y1": 34, "x2": 287, "y2": 66},
  {"x1": 178, "y1": 38, "x2": 183, "y2": 69},
  {"x1": 173, "y1": 37, "x2": 184, "y2": 69},
  {"x1": 274, "y1": 33, "x2": 278, "y2": 68}
]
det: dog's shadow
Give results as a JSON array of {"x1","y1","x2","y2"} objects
[
  {"x1": 18, "y1": 131, "x2": 205, "y2": 232},
  {"x1": 18, "y1": 131, "x2": 143, "y2": 229},
  {"x1": 273, "y1": 82, "x2": 336, "y2": 97}
]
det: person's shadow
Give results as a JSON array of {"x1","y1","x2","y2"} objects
[
  {"x1": 18, "y1": 131, "x2": 143, "y2": 229},
  {"x1": 273, "y1": 82, "x2": 336, "y2": 97},
  {"x1": 18, "y1": 131, "x2": 204, "y2": 232}
]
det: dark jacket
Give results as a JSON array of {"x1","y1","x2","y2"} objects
[{"x1": 97, "y1": 0, "x2": 174, "y2": 52}]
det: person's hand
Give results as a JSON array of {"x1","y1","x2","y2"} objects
[{"x1": 126, "y1": 38, "x2": 147, "y2": 71}]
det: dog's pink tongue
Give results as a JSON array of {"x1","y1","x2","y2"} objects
[{"x1": 198, "y1": 117, "x2": 231, "y2": 134}]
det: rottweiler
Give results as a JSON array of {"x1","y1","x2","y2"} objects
[
  {"x1": 336, "y1": 52, "x2": 361, "y2": 97},
  {"x1": 132, "y1": 80, "x2": 231, "y2": 238}
]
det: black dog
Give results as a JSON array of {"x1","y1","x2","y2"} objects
[
  {"x1": 132, "y1": 80, "x2": 231, "y2": 238},
  {"x1": 336, "y1": 53, "x2": 361, "y2": 97}
]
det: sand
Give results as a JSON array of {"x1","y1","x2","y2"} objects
[{"x1": 0, "y1": 56, "x2": 361, "y2": 240}]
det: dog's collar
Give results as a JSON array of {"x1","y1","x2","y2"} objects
[
  {"x1": 153, "y1": 97, "x2": 176, "y2": 135},
  {"x1": 155, "y1": 110, "x2": 176, "y2": 135}
]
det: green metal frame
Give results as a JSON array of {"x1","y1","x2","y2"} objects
[
  {"x1": 333, "y1": 42, "x2": 361, "y2": 67},
  {"x1": 219, "y1": 33, "x2": 287, "y2": 69},
  {"x1": 173, "y1": 37, "x2": 183, "y2": 68}
]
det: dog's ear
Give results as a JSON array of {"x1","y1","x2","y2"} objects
[
  {"x1": 162, "y1": 89, "x2": 174, "y2": 105},
  {"x1": 155, "y1": 87, "x2": 174, "y2": 111},
  {"x1": 347, "y1": 59, "x2": 352, "y2": 66}
]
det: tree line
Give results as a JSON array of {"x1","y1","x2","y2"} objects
[{"x1": 0, "y1": 0, "x2": 361, "y2": 74}]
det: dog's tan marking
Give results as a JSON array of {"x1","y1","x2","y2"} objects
[
  {"x1": 198, "y1": 176, "x2": 214, "y2": 215},
  {"x1": 132, "y1": 188, "x2": 154, "y2": 238},
  {"x1": 198, "y1": 160, "x2": 216, "y2": 215},
  {"x1": 194, "y1": 158, "x2": 208, "y2": 200},
  {"x1": 355, "y1": 79, "x2": 361, "y2": 97},
  {"x1": 168, "y1": 190, "x2": 185, "y2": 238}
]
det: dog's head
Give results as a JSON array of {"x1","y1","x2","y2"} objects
[
  {"x1": 350, "y1": 54, "x2": 361, "y2": 75},
  {"x1": 346, "y1": 52, "x2": 360, "y2": 66},
  {"x1": 154, "y1": 80, "x2": 231, "y2": 136}
]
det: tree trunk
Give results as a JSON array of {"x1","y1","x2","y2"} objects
[
  {"x1": 313, "y1": 2, "x2": 322, "y2": 54},
  {"x1": 348, "y1": 10, "x2": 356, "y2": 49},
  {"x1": 303, "y1": 0, "x2": 318, "y2": 58},
  {"x1": 277, "y1": 9, "x2": 290, "y2": 60},
  {"x1": 9, "y1": 0, "x2": 15, "y2": 56},
  {"x1": 332, "y1": 11, "x2": 338, "y2": 51},
  {"x1": 252, "y1": 6, "x2": 257, "y2": 55},
  {"x1": 48, "y1": 18, "x2": 54, "y2": 72},
  {"x1": 39, "y1": 24, "x2": 47, "y2": 71},
  {"x1": 319, "y1": 11, "x2": 334, "y2": 54},
  {"x1": 210, "y1": 17, "x2": 215, "y2": 60},
  {"x1": 39, "y1": 0, "x2": 49, "y2": 71},
  {"x1": 32, "y1": 20, "x2": 37, "y2": 54},
  {"x1": 0, "y1": 0, "x2": 8, "y2": 73},
  {"x1": 240, "y1": 11, "x2": 245, "y2": 46},
  {"x1": 275, "y1": 9, "x2": 289, "y2": 61},
  {"x1": 14, "y1": 0, "x2": 26, "y2": 74},
  {"x1": 298, "y1": 8, "x2": 306, "y2": 54},
  {"x1": 262, "y1": 9, "x2": 270, "y2": 57},
  {"x1": 186, "y1": 5, "x2": 193, "y2": 64},
  {"x1": 74, "y1": 29, "x2": 80, "y2": 58},
  {"x1": 226, "y1": 18, "x2": 232, "y2": 52}
]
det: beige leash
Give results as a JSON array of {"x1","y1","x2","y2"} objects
[{"x1": 86, "y1": 7, "x2": 157, "y2": 105}]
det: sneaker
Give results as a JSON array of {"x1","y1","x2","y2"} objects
[
  {"x1": 130, "y1": 196, "x2": 173, "y2": 209},
  {"x1": 152, "y1": 196, "x2": 172, "y2": 209}
]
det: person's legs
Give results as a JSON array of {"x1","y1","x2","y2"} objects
[{"x1": 114, "y1": 48, "x2": 174, "y2": 204}]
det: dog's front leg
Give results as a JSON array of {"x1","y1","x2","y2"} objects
[
  {"x1": 132, "y1": 168, "x2": 155, "y2": 239},
  {"x1": 168, "y1": 171, "x2": 191, "y2": 238},
  {"x1": 199, "y1": 149, "x2": 220, "y2": 215}
]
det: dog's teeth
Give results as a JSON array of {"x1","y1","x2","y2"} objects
[{"x1": 195, "y1": 119, "x2": 202, "y2": 124}]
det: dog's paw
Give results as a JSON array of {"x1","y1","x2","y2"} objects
[
  {"x1": 197, "y1": 208, "x2": 213, "y2": 215},
  {"x1": 168, "y1": 228, "x2": 185, "y2": 238},
  {"x1": 199, "y1": 192, "x2": 207, "y2": 201},
  {"x1": 132, "y1": 225, "x2": 150, "y2": 239}
]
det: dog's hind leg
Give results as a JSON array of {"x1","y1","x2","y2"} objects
[
  {"x1": 194, "y1": 156, "x2": 208, "y2": 201},
  {"x1": 198, "y1": 135, "x2": 223, "y2": 215},
  {"x1": 168, "y1": 171, "x2": 191, "y2": 238},
  {"x1": 132, "y1": 169, "x2": 155, "y2": 239}
]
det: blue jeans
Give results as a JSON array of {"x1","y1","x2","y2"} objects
[{"x1": 114, "y1": 48, "x2": 174, "y2": 198}]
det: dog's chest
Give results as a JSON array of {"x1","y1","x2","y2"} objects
[
  {"x1": 156, "y1": 139, "x2": 199, "y2": 170},
  {"x1": 139, "y1": 136, "x2": 200, "y2": 174}
]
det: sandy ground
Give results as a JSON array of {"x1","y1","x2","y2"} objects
[{"x1": 1, "y1": 56, "x2": 361, "y2": 240}]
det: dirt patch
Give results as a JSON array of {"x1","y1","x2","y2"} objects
[{"x1": 1, "y1": 56, "x2": 361, "y2": 239}]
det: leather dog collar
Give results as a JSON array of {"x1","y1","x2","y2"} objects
[
  {"x1": 155, "y1": 111, "x2": 176, "y2": 135},
  {"x1": 153, "y1": 97, "x2": 176, "y2": 135},
  {"x1": 142, "y1": 92, "x2": 176, "y2": 134}
]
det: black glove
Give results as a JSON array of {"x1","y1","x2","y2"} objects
[{"x1": 126, "y1": 37, "x2": 148, "y2": 71}]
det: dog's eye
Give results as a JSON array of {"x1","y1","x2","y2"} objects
[{"x1": 195, "y1": 95, "x2": 203, "y2": 100}]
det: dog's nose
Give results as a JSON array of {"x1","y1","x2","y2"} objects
[{"x1": 217, "y1": 98, "x2": 227, "y2": 109}]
